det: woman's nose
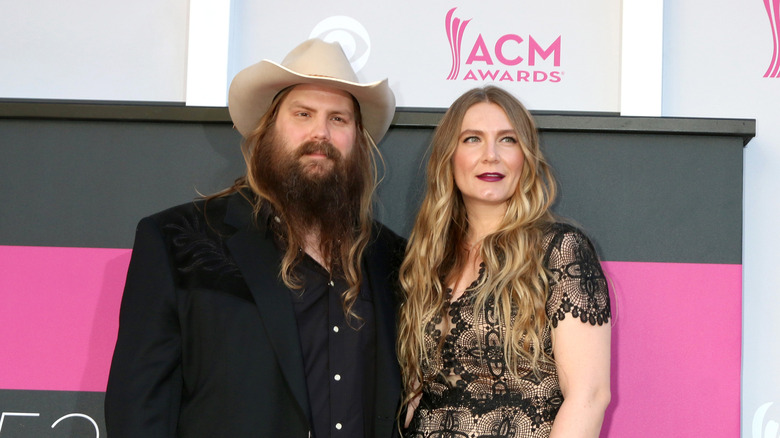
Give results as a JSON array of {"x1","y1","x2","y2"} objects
[{"x1": 481, "y1": 139, "x2": 499, "y2": 162}]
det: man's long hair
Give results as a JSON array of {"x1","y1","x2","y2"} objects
[
  {"x1": 397, "y1": 86, "x2": 558, "y2": 407},
  {"x1": 213, "y1": 87, "x2": 381, "y2": 323}
]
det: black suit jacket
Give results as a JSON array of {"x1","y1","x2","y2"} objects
[{"x1": 105, "y1": 192, "x2": 406, "y2": 437}]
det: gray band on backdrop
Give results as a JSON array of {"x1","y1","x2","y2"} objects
[{"x1": 0, "y1": 104, "x2": 753, "y2": 265}]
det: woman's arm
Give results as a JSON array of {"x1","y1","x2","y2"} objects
[
  {"x1": 549, "y1": 316, "x2": 611, "y2": 437},
  {"x1": 545, "y1": 225, "x2": 612, "y2": 437},
  {"x1": 404, "y1": 391, "x2": 421, "y2": 428}
]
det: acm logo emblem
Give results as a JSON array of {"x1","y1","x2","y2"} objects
[
  {"x1": 444, "y1": 7, "x2": 563, "y2": 83},
  {"x1": 764, "y1": 0, "x2": 780, "y2": 77}
]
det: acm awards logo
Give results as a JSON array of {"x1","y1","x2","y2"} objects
[
  {"x1": 765, "y1": 0, "x2": 780, "y2": 77},
  {"x1": 445, "y1": 8, "x2": 562, "y2": 83}
]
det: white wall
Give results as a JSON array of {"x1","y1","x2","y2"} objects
[
  {"x1": 662, "y1": 1, "x2": 780, "y2": 436},
  {"x1": 0, "y1": 0, "x2": 189, "y2": 102}
]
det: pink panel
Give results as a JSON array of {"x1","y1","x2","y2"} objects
[
  {"x1": 600, "y1": 261, "x2": 742, "y2": 437},
  {"x1": 0, "y1": 246, "x2": 742, "y2": 436},
  {"x1": 0, "y1": 245, "x2": 131, "y2": 392}
]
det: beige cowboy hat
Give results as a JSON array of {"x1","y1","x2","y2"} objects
[{"x1": 228, "y1": 38, "x2": 396, "y2": 142}]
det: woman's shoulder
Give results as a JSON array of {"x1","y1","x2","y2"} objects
[
  {"x1": 541, "y1": 221, "x2": 601, "y2": 265},
  {"x1": 542, "y1": 221, "x2": 611, "y2": 326},
  {"x1": 544, "y1": 221, "x2": 583, "y2": 237},
  {"x1": 543, "y1": 221, "x2": 593, "y2": 246}
]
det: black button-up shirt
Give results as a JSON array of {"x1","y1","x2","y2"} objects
[{"x1": 291, "y1": 254, "x2": 375, "y2": 438}]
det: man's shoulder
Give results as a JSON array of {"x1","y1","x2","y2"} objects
[
  {"x1": 133, "y1": 194, "x2": 247, "y2": 247},
  {"x1": 365, "y1": 221, "x2": 407, "y2": 268},
  {"x1": 145, "y1": 199, "x2": 204, "y2": 222},
  {"x1": 143, "y1": 193, "x2": 238, "y2": 228},
  {"x1": 370, "y1": 221, "x2": 407, "y2": 249}
]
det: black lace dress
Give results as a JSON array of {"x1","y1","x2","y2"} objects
[{"x1": 406, "y1": 223, "x2": 611, "y2": 438}]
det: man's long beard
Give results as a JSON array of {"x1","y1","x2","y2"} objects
[{"x1": 254, "y1": 129, "x2": 365, "y2": 272}]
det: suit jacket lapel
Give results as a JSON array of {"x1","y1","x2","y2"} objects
[{"x1": 223, "y1": 193, "x2": 311, "y2": 424}]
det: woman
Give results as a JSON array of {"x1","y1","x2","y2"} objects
[{"x1": 398, "y1": 86, "x2": 611, "y2": 437}]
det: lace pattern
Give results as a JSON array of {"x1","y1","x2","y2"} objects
[{"x1": 407, "y1": 223, "x2": 610, "y2": 437}]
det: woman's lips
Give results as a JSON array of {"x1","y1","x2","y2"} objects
[{"x1": 477, "y1": 172, "x2": 505, "y2": 182}]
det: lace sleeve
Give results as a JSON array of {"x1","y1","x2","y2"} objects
[{"x1": 544, "y1": 223, "x2": 611, "y2": 328}]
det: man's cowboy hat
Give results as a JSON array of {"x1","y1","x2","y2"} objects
[{"x1": 228, "y1": 38, "x2": 396, "y2": 142}]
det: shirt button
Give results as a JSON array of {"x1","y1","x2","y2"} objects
[
  {"x1": 335, "y1": 423, "x2": 342, "y2": 430},
  {"x1": 328, "y1": 280, "x2": 334, "y2": 287},
  {"x1": 333, "y1": 325, "x2": 339, "y2": 333},
  {"x1": 334, "y1": 374, "x2": 341, "y2": 381}
]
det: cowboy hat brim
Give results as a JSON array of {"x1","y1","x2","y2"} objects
[{"x1": 228, "y1": 59, "x2": 395, "y2": 142}]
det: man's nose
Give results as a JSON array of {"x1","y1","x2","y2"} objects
[{"x1": 310, "y1": 116, "x2": 330, "y2": 141}]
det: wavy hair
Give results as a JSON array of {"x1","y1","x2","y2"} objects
[
  {"x1": 209, "y1": 86, "x2": 381, "y2": 323},
  {"x1": 397, "y1": 86, "x2": 558, "y2": 407}
]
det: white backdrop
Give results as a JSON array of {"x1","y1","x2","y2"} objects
[
  {"x1": 0, "y1": 0, "x2": 621, "y2": 112},
  {"x1": 662, "y1": 1, "x2": 780, "y2": 437},
  {"x1": 229, "y1": 0, "x2": 621, "y2": 111},
  {"x1": 0, "y1": 0, "x2": 188, "y2": 102}
]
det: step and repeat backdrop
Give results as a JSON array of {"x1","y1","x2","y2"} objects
[
  {"x1": 0, "y1": 0, "x2": 758, "y2": 436},
  {"x1": 0, "y1": 107, "x2": 751, "y2": 437}
]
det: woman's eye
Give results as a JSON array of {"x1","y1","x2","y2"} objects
[
  {"x1": 463, "y1": 136, "x2": 480, "y2": 143},
  {"x1": 500, "y1": 136, "x2": 518, "y2": 143}
]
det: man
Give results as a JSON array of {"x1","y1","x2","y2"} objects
[{"x1": 105, "y1": 39, "x2": 405, "y2": 437}]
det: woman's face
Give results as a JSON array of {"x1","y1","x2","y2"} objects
[{"x1": 452, "y1": 102, "x2": 525, "y2": 212}]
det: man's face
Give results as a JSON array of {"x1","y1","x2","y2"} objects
[
  {"x1": 253, "y1": 83, "x2": 365, "y2": 247},
  {"x1": 274, "y1": 83, "x2": 358, "y2": 177}
]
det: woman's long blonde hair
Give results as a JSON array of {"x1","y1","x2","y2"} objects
[{"x1": 397, "y1": 86, "x2": 557, "y2": 406}]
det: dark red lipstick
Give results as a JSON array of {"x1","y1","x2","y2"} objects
[{"x1": 477, "y1": 172, "x2": 505, "y2": 182}]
